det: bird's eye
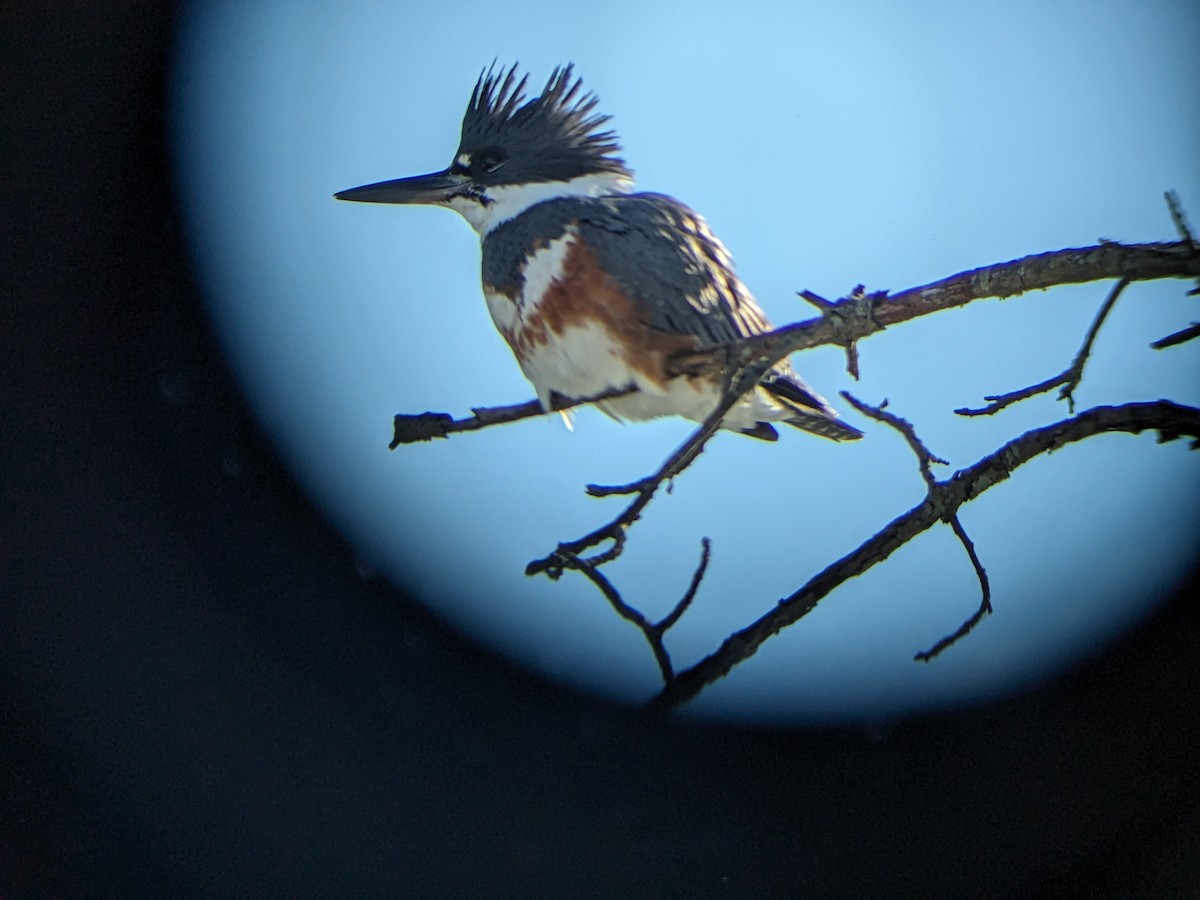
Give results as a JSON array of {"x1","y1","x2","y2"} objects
[{"x1": 475, "y1": 148, "x2": 506, "y2": 174}]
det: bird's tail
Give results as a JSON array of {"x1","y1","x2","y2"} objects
[
  {"x1": 780, "y1": 408, "x2": 864, "y2": 441},
  {"x1": 761, "y1": 375, "x2": 863, "y2": 442}
]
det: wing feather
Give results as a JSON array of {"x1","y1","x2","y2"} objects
[{"x1": 575, "y1": 193, "x2": 770, "y2": 345}]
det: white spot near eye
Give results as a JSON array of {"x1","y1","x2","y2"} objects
[{"x1": 456, "y1": 153, "x2": 471, "y2": 168}]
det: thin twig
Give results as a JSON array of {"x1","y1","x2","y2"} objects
[
  {"x1": 527, "y1": 358, "x2": 774, "y2": 576},
  {"x1": 957, "y1": 277, "x2": 1130, "y2": 416},
  {"x1": 547, "y1": 537, "x2": 713, "y2": 685},
  {"x1": 389, "y1": 386, "x2": 635, "y2": 447},
  {"x1": 585, "y1": 359, "x2": 775, "y2": 498},
  {"x1": 1151, "y1": 322, "x2": 1200, "y2": 350},
  {"x1": 913, "y1": 599, "x2": 990, "y2": 664},
  {"x1": 570, "y1": 557, "x2": 675, "y2": 682},
  {"x1": 1040, "y1": 276, "x2": 1129, "y2": 412},
  {"x1": 840, "y1": 394, "x2": 991, "y2": 658},
  {"x1": 915, "y1": 514, "x2": 993, "y2": 661},
  {"x1": 657, "y1": 538, "x2": 712, "y2": 633},
  {"x1": 1163, "y1": 191, "x2": 1200, "y2": 296},
  {"x1": 797, "y1": 289, "x2": 834, "y2": 311},
  {"x1": 954, "y1": 371, "x2": 1071, "y2": 418},
  {"x1": 841, "y1": 393, "x2": 948, "y2": 488},
  {"x1": 1165, "y1": 190, "x2": 1197, "y2": 246}
]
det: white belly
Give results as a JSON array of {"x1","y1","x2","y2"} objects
[
  {"x1": 484, "y1": 229, "x2": 647, "y2": 408},
  {"x1": 515, "y1": 318, "x2": 645, "y2": 407},
  {"x1": 512, "y1": 317, "x2": 791, "y2": 432},
  {"x1": 597, "y1": 374, "x2": 791, "y2": 432},
  {"x1": 482, "y1": 227, "x2": 792, "y2": 431}
]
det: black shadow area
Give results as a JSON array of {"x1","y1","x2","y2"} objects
[{"x1": 3, "y1": 5, "x2": 1199, "y2": 897}]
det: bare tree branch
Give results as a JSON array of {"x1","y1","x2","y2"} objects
[
  {"x1": 666, "y1": 241, "x2": 1200, "y2": 383},
  {"x1": 391, "y1": 241, "x2": 1200, "y2": 447},
  {"x1": 383, "y1": 237, "x2": 1200, "y2": 708},
  {"x1": 797, "y1": 285, "x2": 882, "y2": 379},
  {"x1": 390, "y1": 386, "x2": 634, "y2": 447},
  {"x1": 649, "y1": 401, "x2": 1200, "y2": 711},
  {"x1": 568, "y1": 556, "x2": 676, "y2": 682},
  {"x1": 560, "y1": 538, "x2": 713, "y2": 683},
  {"x1": 840, "y1": 394, "x2": 993, "y2": 661},
  {"x1": 526, "y1": 358, "x2": 775, "y2": 576},
  {"x1": 957, "y1": 277, "x2": 1130, "y2": 416},
  {"x1": 842, "y1": 393, "x2": 948, "y2": 487}
]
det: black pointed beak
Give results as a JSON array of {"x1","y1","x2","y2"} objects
[{"x1": 334, "y1": 169, "x2": 465, "y2": 205}]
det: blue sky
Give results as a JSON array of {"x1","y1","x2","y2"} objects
[{"x1": 174, "y1": 0, "x2": 1200, "y2": 723}]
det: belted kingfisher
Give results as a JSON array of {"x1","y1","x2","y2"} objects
[{"x1": 336, "y1": 64, "x2": 862, "y2": 443}]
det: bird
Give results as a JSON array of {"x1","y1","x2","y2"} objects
[{"x1": 335, "y1": 63, "x2": 862, "y2": 443}]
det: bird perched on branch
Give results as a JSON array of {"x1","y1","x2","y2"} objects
[{"x1": 336, "y1": 63, "x2": 861, "y2": 443}]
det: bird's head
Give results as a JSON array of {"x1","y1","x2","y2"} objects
[{"x1": 335, "y1": 63, "x2": 634, "y2": 235}]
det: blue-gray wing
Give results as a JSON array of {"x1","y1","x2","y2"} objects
[
  {"x1": 574, "y1": 192, "x2": 771, "y2": 345},
  {"x1": 575, "y1": 193, "x2": 849, "y2": 425}
]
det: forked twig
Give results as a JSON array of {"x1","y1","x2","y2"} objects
[
  {"x1": 797, "y1": 284, "x2": 884, "y2": 379},
  {"x1": 841, "y1": 393, "x2": 947, "y2": 487},
  {"x1": 841, "y1": 394, "x2": 992, "y2": 658},
  {"x1": 564, "y1": 539, "x2": 712, "y2": 683},
  {"x1": 957, "y1": 277, "x2": 1130, "y2": 416},
  {"x1": 526, "y1": 358, "x2": 774, "y2": 577}
]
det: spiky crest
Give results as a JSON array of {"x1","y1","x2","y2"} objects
[{"x1": 457, "y1": 62, "x2": 631, "y2": 184}]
